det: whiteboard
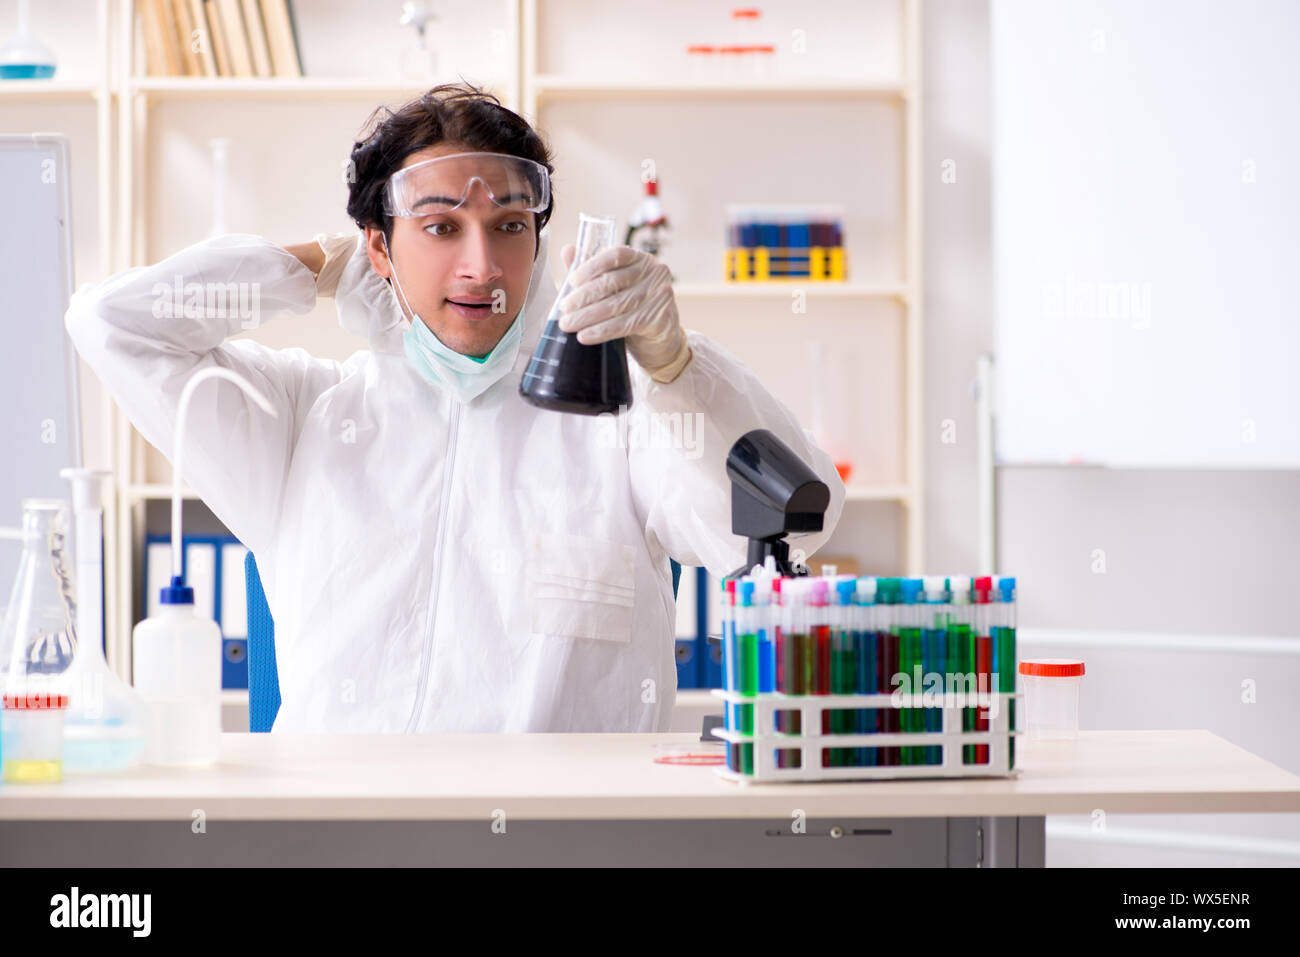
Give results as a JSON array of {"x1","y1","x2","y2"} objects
[
  {"x1": 992, "y1": 0, "x2": 1300, "y2": 467},
  {"x1": 0, "y1": 134, "x2": 82, "y2": 594}
]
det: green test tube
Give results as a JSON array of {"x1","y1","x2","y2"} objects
[{"x1": 947, "y1": 576, "x2": 975, "y2": 765}]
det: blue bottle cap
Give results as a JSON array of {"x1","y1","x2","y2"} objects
[
  {"x1": 159, "y1": 574, "x2": 194, "y2": 605},
  {"x1": 899, "y1": 578, "x2": 922, "y2": 604},
  {"x1": 997, "y1": 576, "x2": 1017, "y2": 601}
]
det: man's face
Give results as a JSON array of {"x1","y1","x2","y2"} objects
[{"x1": 366, "y1": 143, "x2": 538, "y2": 357}]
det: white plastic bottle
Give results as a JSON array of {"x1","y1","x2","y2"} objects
[
  {"x1": 132, "y1": 577, "x2": 222, "y2": 766},
  {"x1": 129, "y1": 365, "x2": 278, "y2": 767}
]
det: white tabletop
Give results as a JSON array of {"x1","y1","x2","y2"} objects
[{"x1": 1, "y1": 730, "x2": 1297, "y2": 821}]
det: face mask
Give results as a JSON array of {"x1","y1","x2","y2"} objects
[
  {"x1": 402, "y1": 306, "x2": 524, "y2": 403},
  {"x1": 383, "y1": 233, "x2": 527, "y2": 403}
]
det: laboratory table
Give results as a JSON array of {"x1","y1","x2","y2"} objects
[{"x1": 1, "y1": 730, "x2": 1297, "y2": 866}]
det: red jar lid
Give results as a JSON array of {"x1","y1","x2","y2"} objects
[{"x1": 1019, "y1": 659, "x2": 1085, "y2": 678}]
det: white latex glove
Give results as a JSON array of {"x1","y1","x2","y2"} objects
[
  {"x1": 312, "y1": 231, "x2": 362, "y2": 299},
  {"x1": 556, "y1": 244, "x2": 692, "y2": 384},
  {"x1": 314, "y1": 231, "x2": 405, "y2": 340}
]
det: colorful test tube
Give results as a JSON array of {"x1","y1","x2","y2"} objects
[
  {"x1": 808, "y1": 578, "x2": 832, "y2": 768},
  {"x1": 855, "y1": 577, "x2": 879, "y2": 767},
  {"x1": 996, "y1": 575, "x2": 1017, "y2": 769},
  {"x1": 922, "y1": 576, "x2": 950, "y2": 766},
  {"x1": 720, "y1": 579, "x2": 738, "y2": 771},
  {"x1": 973, "y1": 576, "x2": 995, "y2": 765},
  {"x1": 947, "y1": 576, "x2": 976, "y2": 765},
  {"x1": 756, "y1": 577, "x2": 775, "y2": 694},
  {"x1": 736, "y1": 580, "x2": 758, "y2": 774},
  {"x1": 770, "y1": 576, "x2": 789, "y2": 767},
  {"x1": 898, "y1": 579, "x2": 924, "y2": 765},
  {"x1": 775, "y1": 577, "x2": 805, "y2": 768},
  {"x1": 877, "y1": 578, "x2": 901, "y2": 765},
  {"x1": 831, "y1": 576, "x2": 858, "y2": 767}
]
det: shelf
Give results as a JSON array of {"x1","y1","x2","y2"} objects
[
  {"x1": 126, "y1": 76, "x2": 486, "y2": 101},
  {"x1": 532, "y1": 75, "x2": 907, "y2": 101},
  {"x1": 843, "y1": 484, "x2": 911, "y2": 503},
  {"x1": 674, "y1": 281, "x2": 909, "y2": 301},
  {"x1": 125, "y1": 483, "x2": 201, "y2": 501},
  {"x1": 0, "y1": 80, "x2": 102, "y2": 101}
]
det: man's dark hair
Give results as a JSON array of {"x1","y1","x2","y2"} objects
[{"x1": 346, "y1": 83, "x2": 554, "y2": 253}]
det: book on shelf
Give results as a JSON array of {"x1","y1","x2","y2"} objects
[
  {"x1": 138, "y1": 0, "x2": 302, "y2": 78},
  {"x1": 260, "y1": 0, "x2": 303, "y2": 78},
  {"x1": 188, "y1": 0, "x2": 217, "y2": 76},
  {"x1": 203, "y1": 0, "x2": 232, "y2": 75},
  {"x1": 241, "y1": 0, "x2": 274, "y2": 77},
  {"x1": 215, "y1": 0, "x2": 254, "y2": 76}
]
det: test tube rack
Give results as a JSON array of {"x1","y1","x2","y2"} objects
[{"x1": 711, "y1": 688, "x2": 1022, "y2": 784}]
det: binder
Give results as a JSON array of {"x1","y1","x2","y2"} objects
[
  {"x1": 184, "y1": 540, "x2": 217, "y2": 622},
  {"x1": 701, "y1": 568, "x2": 723, "y2": 688},
  {"x1": 220, "y1": 542, "x2": 250, "y2": 688},
  {"x1": 674, "y1": 562, "x2": 700, "y2": 689}
]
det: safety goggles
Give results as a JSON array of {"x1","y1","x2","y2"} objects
[{"x1": 384, "y1": 151, "x2": 551, "y2": 219}]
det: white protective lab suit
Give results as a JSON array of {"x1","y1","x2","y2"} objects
[{"x1": 65, "y1": 229, "x2": 845, "y2": 732}]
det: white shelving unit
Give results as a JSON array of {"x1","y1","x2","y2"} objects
[
  {"x1": 105, "y1": 0, "x2": 519, "y2": 680},
  {"x1": 521, "y1": 0, "x2": 925, "y2": 576},
  {"x1": 7, "y1": 0, "x2": 924, "y2": 683}
]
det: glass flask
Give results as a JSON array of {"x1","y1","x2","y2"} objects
[
  {"x1": 1, "y1": 499, "x2": 77, "y2": 695},
  {"x1": 58, "y1": 469, "x2": 148, "y2": 773},
  {"x1": 519, "y1": 213, "x2": 634, "y2": 415}
]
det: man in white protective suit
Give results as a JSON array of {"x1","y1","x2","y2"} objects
[{"x1": 65, "y1": 83, "x2": 845, "y2": 733}]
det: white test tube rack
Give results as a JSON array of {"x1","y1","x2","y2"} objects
[{"x1": 711, "y1": 688, "x2": 1023, "y2": 784}]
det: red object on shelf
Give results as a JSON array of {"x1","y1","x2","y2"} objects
[
  {"x1": 834, "y1": 461, "x2": 853, "y2": 483},
  {"x1": 975, "y1": 635, "x2": 993, "y2": 764}
]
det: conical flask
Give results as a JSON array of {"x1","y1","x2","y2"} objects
[
  {"x1": 1, "y1": 500, "x2": 78, "y2": 695},
  {"x1": 519, "y1": 213, "x2": 633, "y2": 415}
]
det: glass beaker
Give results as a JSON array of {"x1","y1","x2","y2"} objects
[
  {"x1": 1, "y1": 500, "x2": 77, "y2": 697},
  {"x1": 519, "y1": 213, "x2": 634, "y2": 415}
]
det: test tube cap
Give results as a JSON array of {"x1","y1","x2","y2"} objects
[
  {"x1": 810, "y1": 578, "x2": 829, "y2": 605},
  {"x1": 835, "y1": 577, "x2": 856, "y2": 605},
  {"x1": 996, "y1": 575, "x2": 1016, "y2": 600},
  {"x1": 855, "y1": 576, "x2": 877, "y2": 603},
  {"x1": 739, "y1": 580, "x2": 755, "y2": 606},
  {"x1": 899, "y1": 578, "x2": 922, "y2": 604},
  {"x1": 878, "y1": 577, "x2": 899, "y2": 604},
  {"x1": 922, "y1": 575, "x2": 948, "y2": 600}
]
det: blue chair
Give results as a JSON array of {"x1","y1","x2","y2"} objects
[{"x1": 246, "y1": 550, "x2": 682, "y2": 732}]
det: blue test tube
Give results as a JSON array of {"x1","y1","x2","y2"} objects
[
  {"x1": 756, "y1": 577, "x2": 775, "y2": 694},
  {"x1": 854, "y1": 576, "x2": 878, "y2": 766}
]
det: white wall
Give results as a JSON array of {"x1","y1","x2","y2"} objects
[{"x1": 922, "y1": 0, "x2": 1300, "y2": 866}]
